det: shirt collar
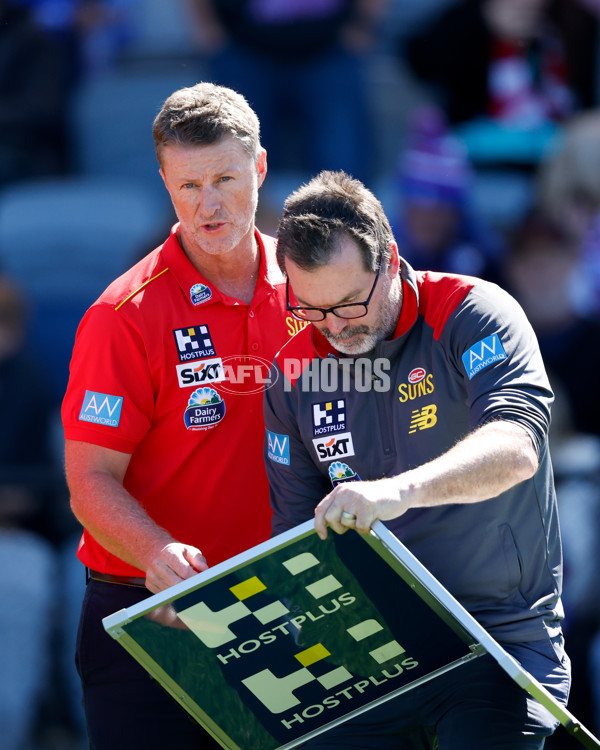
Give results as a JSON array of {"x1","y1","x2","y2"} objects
[{"x1": 162, "y1": 224, "x2": 282, "y2": 308}]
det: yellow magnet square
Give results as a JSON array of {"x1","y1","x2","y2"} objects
[
  {"x1": 295, "y1": 643, "x2": 330, "y2": 667},
  {"x1": 229, "y1": 576, "x2": 266, "y2": 600}
]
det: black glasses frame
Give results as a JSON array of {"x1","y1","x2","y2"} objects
[{"x1": 286, "y1": 266, "x2": 381, "y2": 322}]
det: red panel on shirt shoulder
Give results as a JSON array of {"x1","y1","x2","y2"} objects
[{"x1": 417, "y1": 271, "x2": 474, "y2": 340}]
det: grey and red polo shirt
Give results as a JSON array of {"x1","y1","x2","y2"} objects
[{"x1": 264, "y1": 259, "x2": 563, "y2": 644}]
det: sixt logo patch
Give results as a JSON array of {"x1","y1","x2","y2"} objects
[
  {"x1": 328, "y1": 461, "x2": 361, "y2": 487},
  {"x1": 176, "y1": 357, "x2": 224, "y2": 388},
  {"x1": 462, "y1": 334, "x2": 507, "y2": 380},
  {"x1": 190, "y1": 283, "x2": 212, "y2": 305},
  {"x1": 78, "y1": 390, "x2": 123, "y2": 427},
  {"x1": 313, "y1": 432, "x2": 355, "y2": 463},
  {"x1": 312, "y1": 399, "x2": 346, "y2": 437},
  {"x1": 267, "y1": 430, "x2": 290, "y2": 466},
  {"x1": 173, "y1": 324, "x2": 216, "y2": 362},
  {"x1": 184, "y1": 387, "x2": 225, "y2": 430}
]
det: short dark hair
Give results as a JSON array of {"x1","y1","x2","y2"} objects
[
  {"x1": 152, "y1": 82, "x2": 261, "y2": 164},
  {"x1": 276, "y1": 171, "x2": 394, "y2": 274}
]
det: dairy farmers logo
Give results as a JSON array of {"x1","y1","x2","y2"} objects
[
  {"x1": 184, "y1": 387, "x2": 225, "y2": 430},
  {"x1": 190, "y1": 283, "x2": 212, "y2": 305},
  {"x1": 328, "y1": 461, "x2": 361, "y2": 486}
]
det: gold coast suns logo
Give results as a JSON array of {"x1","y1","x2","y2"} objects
[{"x1": 397, "y1": 367, "x2": 435, "y2": 403}]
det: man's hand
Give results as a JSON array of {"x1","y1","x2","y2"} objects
[
  {"x1": 313, "y1": 422, "x2": 538, "y2": 541},
  {"x1": 145, "y1": 542, "x2": 208, "y2": 593},
  {"x1": 314, "y1": 478, "x2": 404, "y2": 540}
]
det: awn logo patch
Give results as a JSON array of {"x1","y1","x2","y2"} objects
[
  {"x1": 312, "y1": 432, "x2": 354, "y2": 462},
  {"x1": 312, "y1": 399, "x2": 347, "y2": 436},
  {"x1": 78, "y1": 390, "x2": 123, "y2": 427},
  {"x1": 267, "y1": 430, "x2": 290, "y2": 466},
  {"x1": 176, "y1": 358, "x2": 225, "y2": 388},
  {"x1": 173, "y1": 324, "x2": 216, "y2": 362},
  {"x1": 184, "y1": 387, "x2": 225, "y2": 430},
  {"x1": 175, "y1": 550, "x2": 414, "y2": 722},
  {"x1": 462, "y1": 334, "x2": 507, "y2": 380}
]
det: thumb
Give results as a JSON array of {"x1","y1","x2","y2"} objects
[{"x1": 184, "y1": 545, "x2": 208, "y2": 573}]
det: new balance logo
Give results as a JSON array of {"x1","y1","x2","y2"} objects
[{"x1": 409, "y1": 405, "x2": 437, "y2": 434}]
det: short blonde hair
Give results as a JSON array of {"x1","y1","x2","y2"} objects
[{"x1": 153, "y1": 82, "x2": 261, "y2": 165}]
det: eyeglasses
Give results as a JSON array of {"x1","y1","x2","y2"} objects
[{"x1": 286, "y1": 266, "x2": 381, "y2": 322}]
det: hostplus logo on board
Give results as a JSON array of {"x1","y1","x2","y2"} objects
[{"x1": 176, "y1": 551, "x2": 418, "y2": 729}]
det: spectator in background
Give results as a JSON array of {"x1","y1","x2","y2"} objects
[
  {"x1": 389, "y1": 106, "x2": 505, "y2": 283},
  {"x1": 501, "y1": 209, "x2": 600, "y2": 745},
  {"x1": 14, "y1": 0, "x2": 137, "y2": 76},
  {"x1": 502, "y1": 210, "x2": 600, "y2": 438},
  {"x1": 537, "y1": 109, "x2": 600, "y2": 316},
  {"x1": 0, "y1": 0, "x2": 72, "y2": 182},
  {"x1": 0, "y1": 274, "x2": 64, "y2": 750},
  {"x1": 186, "y1": 0, "x2": 387, "y2": 186},
  {"x1": 401, "y1": 0, "x2": 597, "y2": 165},
  {"x1": 399, "y1": 0, "x2": 600, "y2": 236}
]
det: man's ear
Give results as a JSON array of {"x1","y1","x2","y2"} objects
[
  {"x1": 256, "y1": 149, "x2": 267, "y2": 188},
  {"x1": 386, "y1": 241, "x2": 400, "y2": 277}
]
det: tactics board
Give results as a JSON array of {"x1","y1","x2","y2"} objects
[{"x1": 103, "y1": 520, "x2": 600, "y2": 750}]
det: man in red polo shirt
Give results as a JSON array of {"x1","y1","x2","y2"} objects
[{"x1": 61, "y1": 83, "x2": 294, "y2": 750}]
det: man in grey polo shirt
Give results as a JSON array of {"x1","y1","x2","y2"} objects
[{"x1": 264, "y1": 170, "x2": 570, "y2": 749}]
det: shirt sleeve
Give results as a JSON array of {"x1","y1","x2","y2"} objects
[
  {"x1": 263, "y1": 360, "x2": 330, "y2": 536},
  {"x1": 444, "y1": 282, "x2": 554, "y2": 457},
  {"x1": 61, "y1": 303, "x2": 155, "y2": 454}
]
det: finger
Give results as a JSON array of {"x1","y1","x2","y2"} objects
[
  {"x1": 314, "y1": 495, "x2": 336, "y2": 540},
  {"x1": 323, "y1": 503, "x2": 351, "y2": 536},
  {"x1": 314, "y1": 504, "x2": 329, "y2": 540}
]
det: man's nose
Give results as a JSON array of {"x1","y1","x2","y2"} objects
[
  {"x1": 323, "y1": 313, "x2": 348, "y2": 335},
  {"x1": 198, "y1": 186, "x2": 221, "y2": 216}
]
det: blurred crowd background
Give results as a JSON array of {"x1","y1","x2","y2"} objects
[{"x1": 1, "y1": 1, "x2": 600, "y2": 748}]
